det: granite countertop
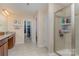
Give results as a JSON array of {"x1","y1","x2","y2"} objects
[
  {"x1": 0, "y1": 32, "x2": 15, "y2": 40},
  {"x1": 0, "y1": 32, "x2": 15, "y2": 46}
]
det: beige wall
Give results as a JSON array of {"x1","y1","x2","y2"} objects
[
  {"x1": 48, "y1": 4, "x2": 54, "y2": 53},
  {"x1": 37, "y1": 10, "x2": 45, "y2": 47},
  {"x1": 35, "y1": 6, "x2": 48, "y2": 48},
  {"x1": 31, "y1": 17, "x2": 37, "y2": 46}
]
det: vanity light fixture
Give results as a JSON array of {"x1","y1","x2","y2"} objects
[{"x1": 2, "y1": 10, "x2": 7, "y2": 16}]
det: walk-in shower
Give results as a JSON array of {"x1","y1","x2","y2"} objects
[{"x1": 54, "y1": 4, "x2": 75, "y2": 56}]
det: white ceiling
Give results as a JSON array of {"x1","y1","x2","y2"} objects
[
  {"x1": 0, "y1": 3, "x2": 48, "y2": 16},
  {"x1": 0, "y1": 3, "x2": 71, "y2": 17}
]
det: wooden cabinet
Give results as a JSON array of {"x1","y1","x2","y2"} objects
[
  {"x1": 0, "y1": 42, "x2": 8, "y2": 56},
  {"x1": 0, "y1": 45, "x2": 4, "y2": 56},
  {"x1": 3, "y1": 42, "x2": 8, "y2": 56},
  {"x1": 8, "y1": 35, "x2": 15, "y2": 49},
  {"x1": 0, "y1": 33, "x2": 15, "y2": 56}
]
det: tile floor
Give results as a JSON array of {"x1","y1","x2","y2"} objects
[{"x1": 8, "y1": 39, "x2": 57, "y2": 56}]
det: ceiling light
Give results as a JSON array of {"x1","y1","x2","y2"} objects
[
  {"x1": 2, "y1": 10, "x2": 7, "y2": 16},
  {"x1": 4, "y1": 10, "x2": 9, "y2": 15},
  {"x1": 2, "y1": 9, "x2": 10, "y2": 16}
]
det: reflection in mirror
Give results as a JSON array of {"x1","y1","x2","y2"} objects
[{"x1": 0, "y1": 14, "x2": 8, "y2": 33}]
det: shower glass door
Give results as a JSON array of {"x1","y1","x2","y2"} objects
[{"x1": 54, "y1": 4, "x2": 72, "y2": 56}]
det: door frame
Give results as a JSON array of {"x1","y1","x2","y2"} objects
[{"x1": 23, "y1": 18, "x2": 37, "y2": 46}]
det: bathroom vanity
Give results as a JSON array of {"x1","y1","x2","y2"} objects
[{"x1": 0, "y1": 32, "x2": 15, "y2": 56}]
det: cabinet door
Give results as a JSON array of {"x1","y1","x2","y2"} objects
[
  {"x1": 0, "y1": 45, "x2": 4, "y2": 56},
  {"x1": 8, "y1": 35, "x2": 15, "y2": 49},
  {"x1": 3, "y1": 42, "x2": 8, "y2": 56}
]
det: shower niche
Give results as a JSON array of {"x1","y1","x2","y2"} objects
[{"x1": 61, "y1": 17, "x2": 71, "y2": 33}]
